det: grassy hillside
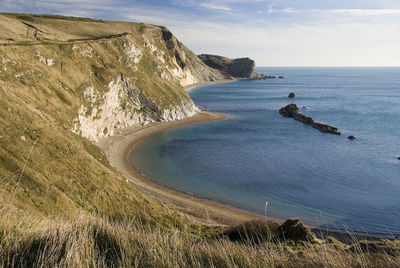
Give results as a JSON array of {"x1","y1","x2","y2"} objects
[
  {"x1": 0, "y1": 13, "x2": 146, "y2": 43},
  {"x1": 0, "y1": 15, "x2": 188, "y2": 217},
  {"x1": 0, "y1": 13, "x2": 399, "y2": 267}
]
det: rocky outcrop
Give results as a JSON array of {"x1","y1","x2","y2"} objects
[
  {"x1": 279, "y1": 104, "x2": 341, "y2": 135},
  {"x1": 198, "y1": 54, "x2": 265, "y2": 79},
  {"x1": 348, "y1": 135, "x2": 356, "y2": 140},
  {"x1": 288, "y1": 92, "x2": 295, "y2": 98},
  {"x1": 279, "y1": 218, "x2": 316, "y2": 243}
]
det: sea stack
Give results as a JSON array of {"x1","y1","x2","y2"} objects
[
  {"x1": 279, "y1": 104, "x2": 341, "y2": 135},
  {"x1": 288, "y1": 92, "x2": 295, "y2": 98}
]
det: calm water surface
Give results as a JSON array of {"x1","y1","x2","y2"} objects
[{"x1": 129, "y1": 67, "x2": 400, "y2": 236}]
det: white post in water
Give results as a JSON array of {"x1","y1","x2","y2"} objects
[{"x1": 264, "y1": 201, "x2": 268, "y2": 221}]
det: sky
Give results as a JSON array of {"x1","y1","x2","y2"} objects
[{"x1": 1, "y1": 0, "x2": 400, "y2": 66}]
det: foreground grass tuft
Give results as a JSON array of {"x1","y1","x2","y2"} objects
[{"x1": 1, "y1": 211, "x2": 399, "y2": 267}]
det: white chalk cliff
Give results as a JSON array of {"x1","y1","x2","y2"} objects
[{"x1": 69, "y1": 27, "x2": 221, "y2": 142}]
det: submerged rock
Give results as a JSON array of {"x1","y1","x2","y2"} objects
[
  {"x1": 348, "y1": 135, "x2": 356, "y2": 140},
  {"x1": 288, "y1": 92, "x2": 295, "y2": 98},
  {"x1": 279, "y1": 76, "x2": 284, "y2": 79},
  {"x1": 279, "y1": 104, "x2": 341, "y2": 135}
]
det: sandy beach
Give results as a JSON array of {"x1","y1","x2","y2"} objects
[
  {"x1": 97, "y1": 79, "x2": 271, "y2": 225},
  {"x1": 98, "y1": 109, "x2": 268, "y2": 226}
]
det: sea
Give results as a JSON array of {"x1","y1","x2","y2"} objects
[{"x1": 129, "y1": 67, "x2": 400, "y2": 237}]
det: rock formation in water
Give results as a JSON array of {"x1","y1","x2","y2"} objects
[
  {"x1": 279, "y1": 104, "x2": 341, "y2": 135},
  {"x1": 348, "y1": 135, "x2": 356, "y2": 140},
  {"x1": 198, "y1": 54, "x2": 267, "y2": 79},
  {"x1": 288, "y1": 92, "x2": 295, "y2": 98}
]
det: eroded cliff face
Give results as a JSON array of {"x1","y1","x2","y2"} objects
[
  {"x1": 160, "y1": 27, "x2": 224, "y2": 85},
  {"x1": 0, "y1": 14, "x2": 220, "y2": 142},
  {"x1": 73, "y1": 74, "x2": 199, "y2": 142}
]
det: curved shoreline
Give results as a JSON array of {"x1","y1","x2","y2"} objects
[
  {"x1": 98, "y1": 110, "x2": 267, "y2": 225},
  {"x1": 97, "y1": 83, "x2": 392, "y2": 239}
]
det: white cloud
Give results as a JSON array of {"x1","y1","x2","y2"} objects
[
  {"x1": 268, "y1": 8, "x2": 400, "y2": 17},
  {"x1": 328, "y1": 9, "x2": 400, "y2": 16},
  {"x1": 267, "y1": 7, "x2": 295, "y2": 14},
  {"x1": 200, "y1": 3, "x2": 231, "y2": 11},
  {"x1": 173, "y1": 0, "x2": 266, "y2": 11}
]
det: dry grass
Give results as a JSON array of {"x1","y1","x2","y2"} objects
[
  {"x1": 0, "y1": 12, "x2": 154, "y2": 43},
  {"x1": 0, "y1": 15, "x2": 192, "y2": 218},
  {"x1": 0, "y1": 210, "x2": 399, "y2": 267}
]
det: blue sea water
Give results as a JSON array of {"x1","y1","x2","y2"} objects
[{"x1": 129, "y1": 67, "x2": 400, "y2": 236}]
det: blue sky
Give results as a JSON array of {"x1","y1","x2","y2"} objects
[{"x1": 1, "y1": 0, "x2": 400, "y2": 66}]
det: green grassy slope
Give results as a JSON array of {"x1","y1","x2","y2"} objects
[{"x1": 0, "y1": 13, "x2": 200, "y2": 224}]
